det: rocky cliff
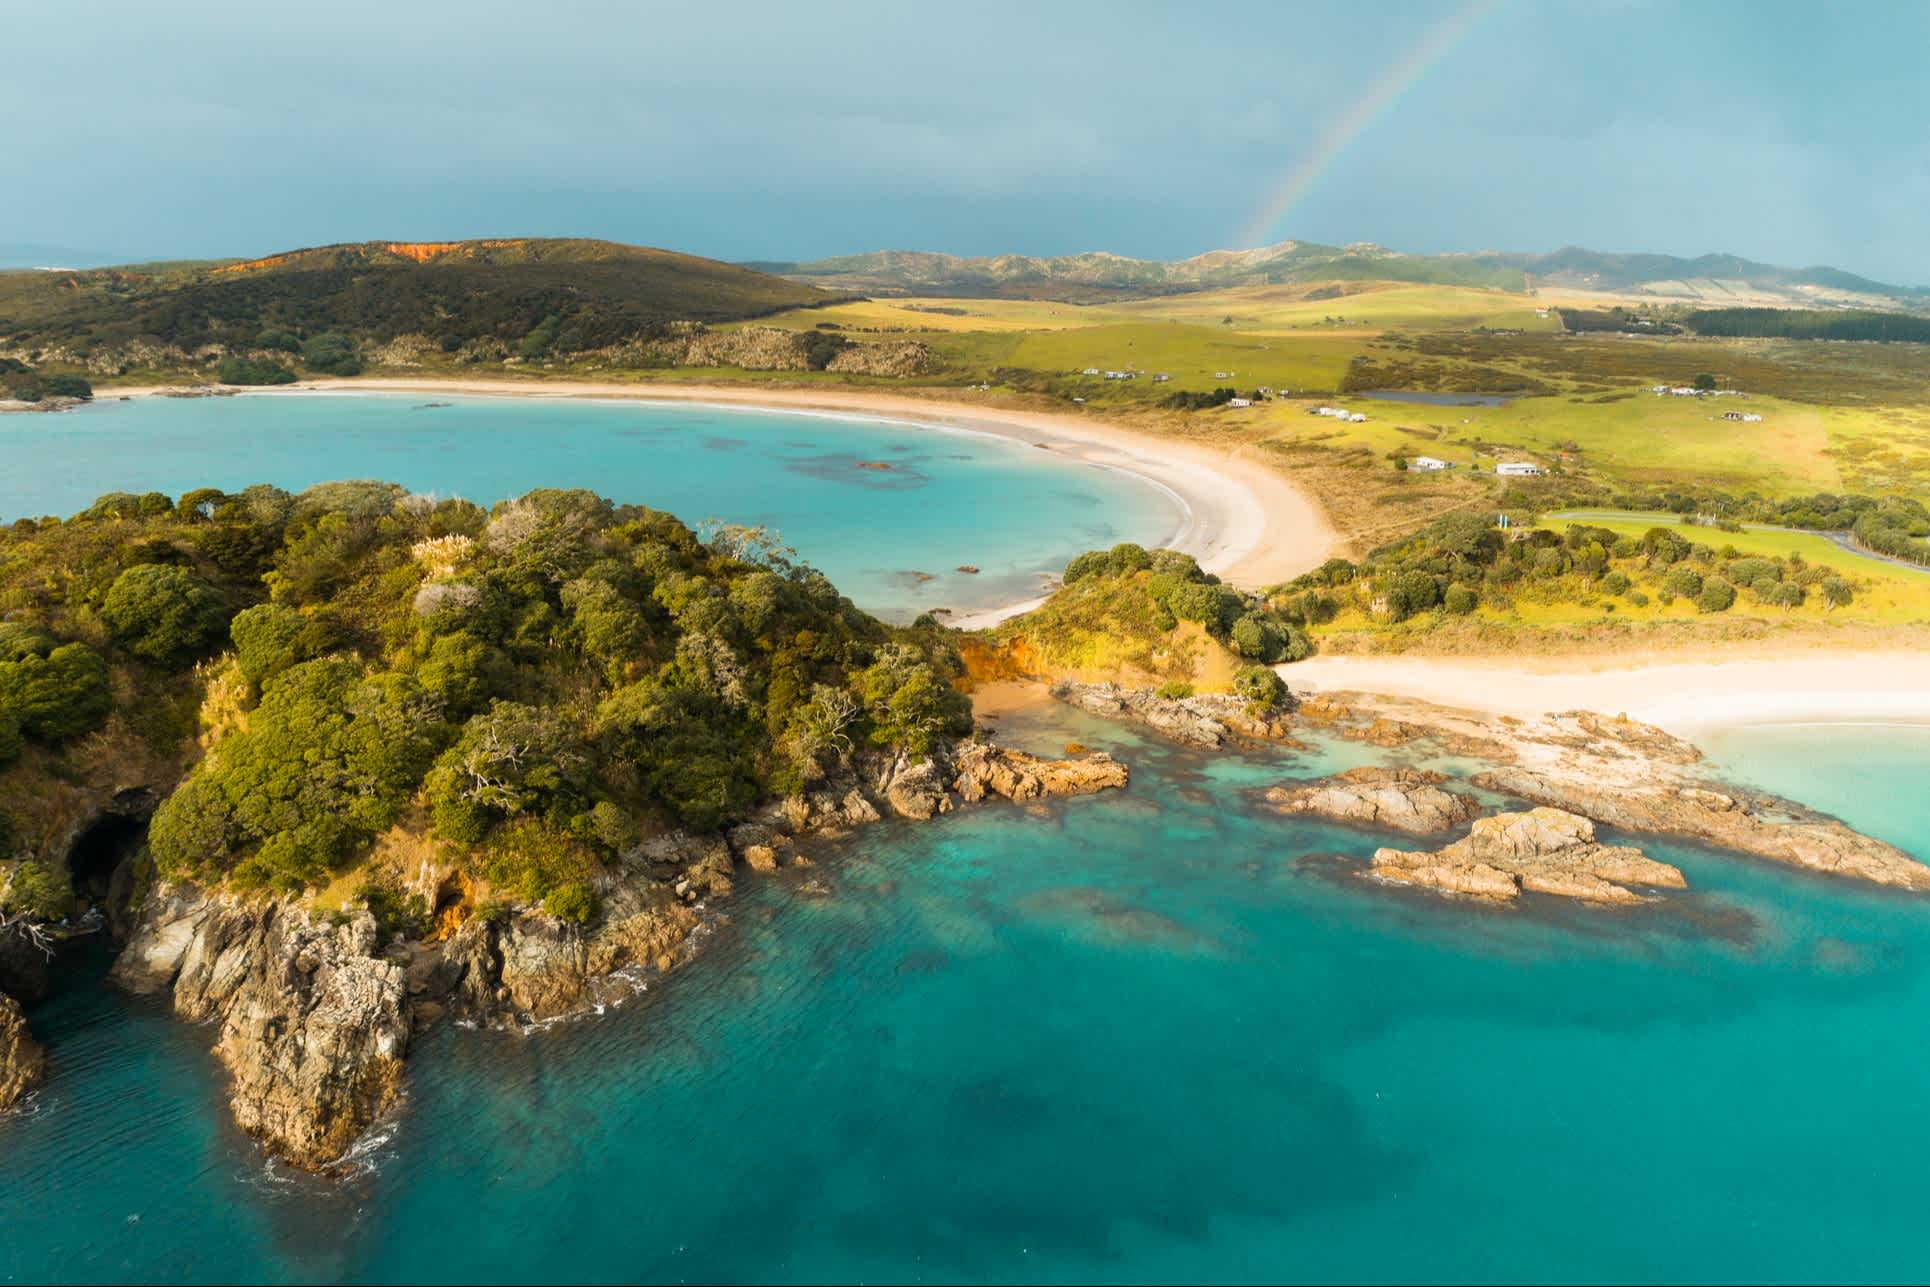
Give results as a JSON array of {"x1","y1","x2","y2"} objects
[
  {"x1": 102, "y1": 736, "x2": 1128, "y2": 1171},
  {"x1": 0, "y1": 992, "x2": 45, "y2": 1110}
]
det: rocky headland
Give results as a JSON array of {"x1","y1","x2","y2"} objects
[
  {"x1": 47, "y1": 736, "x2": 1127, "y2": 1172},
  {"x1": 1051, "y1": 679, "x2": 1928, "y2": 905}
]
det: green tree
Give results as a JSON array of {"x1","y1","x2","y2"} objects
[
  {"x1": 0, "y1": 638, "x2": 113, "y2": 742},
  {"x1": 101, "y1": 564, "x2": 230, "y2": 667}
]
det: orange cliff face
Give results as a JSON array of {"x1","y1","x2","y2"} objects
[{"x1": 213, "y1": 238, "x2": 534, "y2": 274}]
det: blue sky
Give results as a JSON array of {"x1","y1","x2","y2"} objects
[{"x1": 9, "y1": 0, "x2": 1929, "y2": 282}]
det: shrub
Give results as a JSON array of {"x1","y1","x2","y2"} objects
[
  {"x1": 0, "y1": 638, "x2": 113, "y2": 742},
  {"x1": 1443, "y1": 585, "x2": 1479, "y2": 614},
  {"x1": 1627, "y1": 589, "x2": 1650, "y2": 607},
  {"x1": 1233, "y1": 665, "x2": 1286, "y2": 709},
  {"x1": 1661, "y1": 566, "x2": 1704, "y2": 600},
  {"x1": 1600, "y1": 571, "x2": 1631, "y2": 595},
  {"x1": 216, "y1": 356, "x2": 297, "y2": 385},
  {"x1": 230, "y1": 602, "x2": 330, "y2": 688},
  {"x1": 1821, "y1": 576, "x2": 1853, "y2": 609},
  {"x1": 3, "y1": 860, "x2": 74, "y2": 921},
  {"x1": 1697, "y1": 578, "x2": 1736, "y2": 613},
  {"x1": 542, "y1": 881, "x2": 601, "y2": 924},
  {"x1": 101, "y1": 564, "x2": 231, "y2": 667},
  {"x1": 1155, "y1": 680, "x2": 1194, "y2": 700},
  {"x1": 301, "y1": 332, "x2": 363, "y2": 376},
  {"x1": 1762, "y1": 581, "x2": 1804, "y2": 610},
  {"x1": 40, "y1": 373, "x2": 92, "y2": 400}
]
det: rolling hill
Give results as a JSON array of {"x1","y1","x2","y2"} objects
[
  {"x1": 756, "y1": 241, "x2": 1930, "y2": 310},
  {"x1": 0, "y1": 238, "x2": 838, "y2": 354}
]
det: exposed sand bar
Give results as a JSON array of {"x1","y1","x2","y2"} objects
[
  {"x1": 107, "y1": 378, "x2": 1338, "y2": 625},
  {"x1": 1282, "y1": 651, "x2": 1930, "y2": 735}
]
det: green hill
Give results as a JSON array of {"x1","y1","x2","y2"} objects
[
  {"x1": 0, "y1": 238, "x2": 838, "y2": 356},
  {"x1": 764, "y1": 241, "x2": 1929, "y2": 309}
]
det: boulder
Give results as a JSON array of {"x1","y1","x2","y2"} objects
[
  {"x1": 1371, "y1": 807, "x2": 1687, "y2": 905},
  {"x1": 1264, "y1": 767, "x2": 1480, "y2": 834}
]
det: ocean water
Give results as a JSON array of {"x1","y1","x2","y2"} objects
[
  {"x1": 4, "y1": 712, "x2": 1929, "y2": 1284},
  {"x1": 0, "y1": 393, "x2": 1184, "y2": 620}
]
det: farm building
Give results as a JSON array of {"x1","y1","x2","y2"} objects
[
  {"x1": 1410, "y1": 456, "x2": 1450, "y2": 471},
  {"x1": 1496, "y1": 462, "x2": 1542, "y2": 477},
  {"x1": 1227, "y1": 397, "x2": 1252, "y2": 408}
]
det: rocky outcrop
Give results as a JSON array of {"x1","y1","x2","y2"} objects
[
  {"x1": 1296, "y1": 693, "x2": 1930, "y2": 894},
  {"x1": 1472, "y1": 766, "x2": 1930, "y2": 891},
  {"x1": 826, "y1": 341, "x2": 933, "y2": 377},
  {"x1": 114, "y1": 887, "x2": 410, "y2": 1171},
  {"x1": 1263, "y1": 767, "x2": 1481, "y2": 834},
  {"x1": 0, "y1": 993, "x2": 45, "y2": 1110},
  {"x1": 1052, "y1": 681, "x2": 1298, "y2": 749},
  {"x1": 1371, "y1": 808, "x2": 1687, "y2": 904}
]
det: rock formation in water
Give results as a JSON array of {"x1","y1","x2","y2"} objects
[
  {"x1": 0, "y1": 992, "x2": 46, "y2": 1110},
  {"x1": 1370, "y1": 807, "x2": 1688, "y2": 904},
  {"x1": 1052, "y1": 680, "x2": 1298, "y2": 749},
  {"x1": 1262, "y1": 766, "x2": 1480, "y2": 834},
  {"x1": 104, "y1": 737, "x2": 1127, "y2": 1171}
]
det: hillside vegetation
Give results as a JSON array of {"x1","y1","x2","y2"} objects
[
  {"x1": 0, "y1": 238, "x2": 834, "y2": 372},
  {"x1": 0, "y1": 482, "x2": 969, "y2": 923}
]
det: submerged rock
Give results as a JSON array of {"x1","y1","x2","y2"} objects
[
  {"x1": 0, "y1": 993, "x2": 46, "y2": 1110},
  {"x1": 1371, "y1": 808, "x2": 1688, "y2": 904},
  {"x1": 1263, "y1": 767, "x2": 1480, "y2": 834}
]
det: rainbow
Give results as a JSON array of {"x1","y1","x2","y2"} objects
[{"x1": 1235, "y1": 0, "x2": 1504, "y2": 251}]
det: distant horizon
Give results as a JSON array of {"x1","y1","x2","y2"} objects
[{"x1": 7, "y1": 232, "x2": 1925, "y2": 292}]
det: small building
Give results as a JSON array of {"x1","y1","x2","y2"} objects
[
  {"x1": 1082, "y1": 367, "x2": 1100, "y2": 376},
  {"x1": 1214, "y1": 371, "x2": 1231, "y2": 379},
  {"x1": 1722, "y1": 410, "x2": 1744, "y2": 421},
  {"x1": 1347, "y1": 412, "x2": 1367, "y2": 423},
  {"x1": 1227, "y1": 397, "x2": 1252, "y2": 408},
  {"x1": 1410, "y1": 456, "x2": 1450, "y2": 471},
  {"x1": 1741, "y1": 413, "x2": 1763, "y2": 423},
  {"x1": 1151, "y1": 373, "x2": 1170, "y2": 383},
  {"x1": 1496, "y1": 462, "x2": 1542, "y2": 477}
]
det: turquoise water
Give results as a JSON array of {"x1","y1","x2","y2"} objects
[
  {"x1": 5, "y1": 714, "x2": 1929, "y2": 1284},
  {"x1": 0, "y1": 393, "x2": 1184, "y2": 620}
]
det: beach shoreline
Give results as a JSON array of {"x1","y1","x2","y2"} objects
[
  {"x1": 1279, "y1": 649, "x2": 1930, "y2": 736},
  {"x1": 95, "y1": 377, "x2": 1339, "y2": 621}
]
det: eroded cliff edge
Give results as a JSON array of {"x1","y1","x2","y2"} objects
[{"x1": 101, "y1": 739, "x2": 1125, "y2": 1172}]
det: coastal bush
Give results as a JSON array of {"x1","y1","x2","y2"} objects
[
  {"x1": 3, "y1": 860, "x2": 74, "y2": 921},
  {"x1": 40, "y1": 373, "x2": 92, "y2": 400},
  {"x1": 1155, "y1": 680, "x2": 1194, "y2": 700},
  {"x1": 1761, "y1": 581, "x2": 1805, "y2": 610},
  {"x1": 1822, "y1": 576, "x2": 1853, "y2": 609},
  {"x1": 301, "y1": 331, "x2": 364, "y2": 376},
  {"x1": 101, "y1": 563, "x2": 231, "y2": 668},
  {"x1": 542, "y1": 881, "x2": 600, "y2": 925},
  {"x1": 1660, "y1": 566, "x2": 1704, "y2": 600},
  {"x1": 1697, "y1": 578, "x2": 1737, "y2": 613},
  {"x1": 2, "y1": 480, "x2": 983, "y2": 906},
  {"x1": 230, "y1": 602, "x2": 332, "y2": 688},
  {"x1": 216, "y1": 356, "x2": 298, "y2": 385},
  {"x1": 1600, "y1": 571, "x2": 1631, "y2": 595},
  {"x1": 1443, "y1": 584, "x2": 1479, "y2": 614},
  {"x1": 1233, "y1": 665, "x2": 1286, "y2": 709}
]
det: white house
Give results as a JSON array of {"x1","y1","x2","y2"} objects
[
  {"x1": 1151, "y1": 373, "x2": 1171, "y2": 383},
  {"x1": 1741, "y1": 413, "x2": 1763, "y2": 423},
  {"x1": 1227, "y1": 397, "x2": 1252, "y2": 408},
  {"x1": 1410, "y1": 456, "x2": 1450, "y2": 471},
  {"x1": 1347, "y1": 412, "x2": 1367, "y2": 423},
  {"x1": 1082, "y1": 367, "x2": 1100, "y2": 376},
  {"x1": 1496, "y1": 462, "x2": 1542, "y2": 477}
]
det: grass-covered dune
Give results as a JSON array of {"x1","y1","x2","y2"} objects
[{"x1": 0, "y1": 482, "x2": 970, "y2": 924}]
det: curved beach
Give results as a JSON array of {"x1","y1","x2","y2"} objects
[
  {"x1": 106, "y1": 377, "x2": 1337, "y2": 621},
  {"x1": 1282, "y1": 649, "x2": 1930, "y2": 735}
]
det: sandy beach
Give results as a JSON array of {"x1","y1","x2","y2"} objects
[
  {"x1": 102, "y1": 378, "x2": 1337, "y2": 622},
  {"x1": 1282, "y1": 650, "x2": 1930, "y2": 735}
]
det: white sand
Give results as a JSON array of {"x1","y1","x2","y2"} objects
[
  {"x1": 1282, "y1": 651, "x2": 1930, "y2": 735},
  {"x1": 108, "y1": 377, "x2": 1338, "y2": 625}
]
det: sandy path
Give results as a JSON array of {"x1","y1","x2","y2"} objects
[
  {"x1": 105, "y1": 378, "x2": 1336, "y2": 601},
  {"x1": 1282, "y1": 650, "x2": 1930, "y2": 734}
]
